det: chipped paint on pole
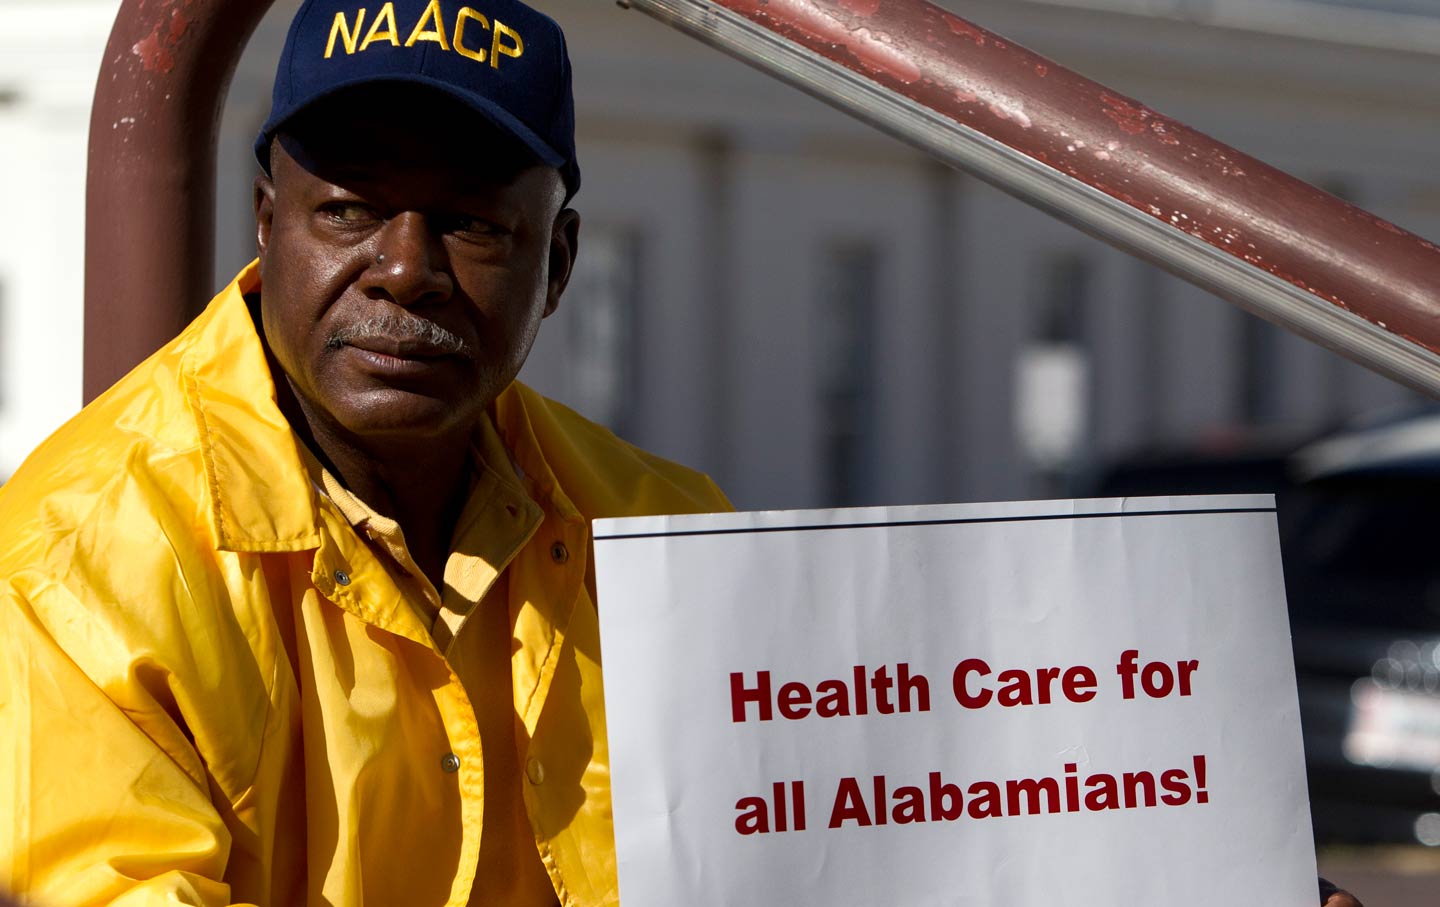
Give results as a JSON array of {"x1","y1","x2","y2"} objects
[
  {"x1": 84, "y1": 0, "x2": 274, "y2": 402},
  {"x1": 130, "y1": 0, "x2": 197, "y2": 75},
  {"x1": 625, "y1": 0, "x2": 1440, "y2": 395}
]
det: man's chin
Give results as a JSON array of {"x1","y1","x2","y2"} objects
[{"x1": 330, "y1": 389, "x2": 484, "y2": 445}]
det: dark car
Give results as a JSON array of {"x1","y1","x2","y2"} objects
[{"x1": 1091, "y1": 409, "x2": 1440, "y2": 846}]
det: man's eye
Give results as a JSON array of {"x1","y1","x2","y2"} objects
[
  {"x1": 320, "y1": 202, "x2": 377, "y2": 225},
  {"x1": 444, "y1": 214, "x2": 507, "y2": 238}
]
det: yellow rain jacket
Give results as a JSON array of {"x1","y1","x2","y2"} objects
[{"x1": 0, "y1": 263, "x2": 729, "y2": 906}]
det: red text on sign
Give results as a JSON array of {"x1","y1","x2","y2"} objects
[
  {"x1": 730, "y1": 664, "x2": 931, "y2": 722},
  {"x1": 950, "y1": 658, "x2": 1098, "y2": 709},
  {"x1": 1115, "y1": 649, "x2": 1200, "y2": 699}
]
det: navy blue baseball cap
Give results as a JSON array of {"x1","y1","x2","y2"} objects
[{"x1": 255, "y1": 0, "x2": 579, "y2": 197}]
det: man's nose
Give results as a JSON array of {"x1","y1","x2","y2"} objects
[{"x1": 367, "y1": 212, "x2": 453, "y2": 307}]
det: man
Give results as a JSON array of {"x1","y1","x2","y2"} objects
[
  {"x1": 0, "y1": 0, "x2": 1365, "y2": 904},
  {"x1": 0, "y1": 0, "x2": 726, "y2": 903}
]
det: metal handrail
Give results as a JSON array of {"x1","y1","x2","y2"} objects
[
  {"x1": 621, "y1": 0, "x2": 1440, "y2": 397},
  {"x1": 84, "y1": 0, "x2": 274, "y2": 402},
  {"x1": 84, "y1": 0, "x2": 1440, "y2": 399}
]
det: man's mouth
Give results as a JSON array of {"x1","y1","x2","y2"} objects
[
  {"x1": 346, "y1": 336, "x2": 458, "y2": 359},
  {"x1": 326, "y1": 314, "x2": 474, "y2": 361}
]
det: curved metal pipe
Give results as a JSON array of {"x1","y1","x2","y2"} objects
[
  {"x1": 86, "y1": 0, "x2": 1440, "y2": 400},
  {"x1": 84, "y1": 0, "x2": 275, "y2": 402},
  {"x1": 623, "y1": 0, "x2": 1440, "y2": 397}
]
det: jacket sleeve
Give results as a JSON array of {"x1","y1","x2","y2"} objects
[{"x1": 0, "y1": 581, "x2": 249, "y2": 907}]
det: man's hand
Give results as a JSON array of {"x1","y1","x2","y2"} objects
[{"x1": 1320, "y1": 878, "x2": 1363, "y2": 907}]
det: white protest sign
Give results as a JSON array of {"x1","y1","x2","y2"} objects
[{"x1": 594, "y1": 495, "x2": 1317, "y2": 906}]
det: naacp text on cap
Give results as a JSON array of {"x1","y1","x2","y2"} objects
[{"x1": 323, "y1": 0, "x2": 526, "y2": 68}]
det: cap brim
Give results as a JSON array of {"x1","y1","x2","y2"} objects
[{"x1": 254, "y1": 74, "x2": 566, "y2": 174}]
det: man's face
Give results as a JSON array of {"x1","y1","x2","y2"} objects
[{"x1": 254, "y1": 88, "x2": 578, "y2": 448}]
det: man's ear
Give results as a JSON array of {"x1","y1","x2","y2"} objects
[
  {"x1": 254, "y1": 174, "x2": 276, "y2": 266},
  {"x1": 544, "y1": 207, "x2": 581, "y2": 319}
]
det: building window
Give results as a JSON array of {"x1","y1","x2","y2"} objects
[
  {"x1": 562, "y1": 225, "x2": 641, "y2": 434},
  {"x1": 1136, "y1": 263, "x2": 1167, "y2": 435},
  {"x1": 816, "y1": 240, "x2": 878, "y2": 507},
  {"x1": 1239, "y1": 313, "x2": 1285, "y2": 426},
  {"x1": 1017, "y1": 254, "x2": 1091, "y2": 494}
]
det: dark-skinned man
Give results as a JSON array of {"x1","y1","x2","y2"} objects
[
  {"x1": 0, "y1": 0, "x2": 1365, "y2": 904},
  {"x1": 0, "y1": 0, "x2": 726, "y2": 902}
]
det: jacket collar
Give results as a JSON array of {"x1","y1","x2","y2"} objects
[{"x1": 183, "y1": 261, "x2": 325, "y2": 553}]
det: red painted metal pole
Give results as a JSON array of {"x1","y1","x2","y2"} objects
[
  {"x1": 85, "y1": 0, "x2": 1440, "y2": 398},
  {"x1": 84, "y1": 0, "x2": 274, "y2": 403},
  {"x1": 622, "y1": 0, "x2": 1440, "y2": 397}
]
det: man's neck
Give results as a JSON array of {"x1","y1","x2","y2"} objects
[{"x1": 284, "y1": 383, "x2": 475, "y2": 591}]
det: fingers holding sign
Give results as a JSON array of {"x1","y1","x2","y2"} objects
[{"x1": 1320, "y1": 878, "x2": 1363, "y2": 906}]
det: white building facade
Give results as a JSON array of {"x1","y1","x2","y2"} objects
[{"x1": 0, "y1": 1, "x2": 117, "y2": 480}]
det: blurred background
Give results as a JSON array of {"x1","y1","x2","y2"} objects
[{"x1": 3, "y1": 0, "x2": 1440, "y2": 898}]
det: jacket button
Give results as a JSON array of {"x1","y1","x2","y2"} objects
[
  {"x1": 441, "y1": 753, "x2": 461, "y2": 773},
  {"x1": 334, "y1": 569, "x2": 351, "y2": 586},
  {"x1": 549, "y1": 542, "x2": 569, "y2": 564},
  {"x1": 526, "y1": 757, "x2": 546, "y2": 785}
]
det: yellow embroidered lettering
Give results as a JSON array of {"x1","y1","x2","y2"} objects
[
  {"x1": 359, "y1": 1, "x2": 399, "y2": 50},
  {"x1": 404, "y1": 0, "x2": 450, "y2": 49},
  {"x1": 324, "y1": 9, "x2": 367, "y2": 57},
  {"x1": 489, "y1": 20, "x2": 524, "y2": 68},
  {"x1": 452, "y1": 7, "x2": 489, "y2": 63}
]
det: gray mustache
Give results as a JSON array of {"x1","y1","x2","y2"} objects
[{"x1": 326, "y1": 313, "x2": 473, "y2": 357}]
